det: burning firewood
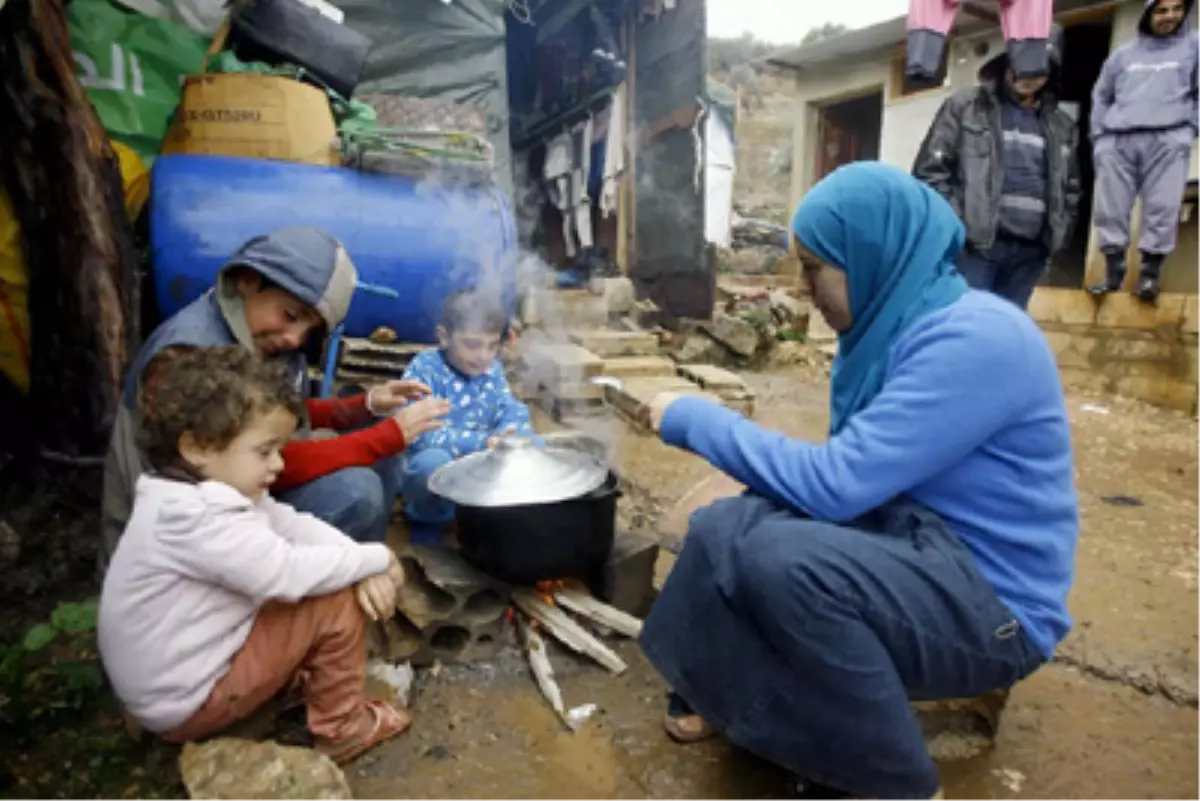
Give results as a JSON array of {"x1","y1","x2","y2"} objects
[
  {"x1": 552, "y1": 582, "x2": 644, "y2": 639},
  {"x1": 511, "y1": 588, "x2": 628, "y2": 675},
  {"x1": 515, "y1": 612, "x2": 574, "y2": 731}
]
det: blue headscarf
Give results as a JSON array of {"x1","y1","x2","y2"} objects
[{"x1": 790, "y1": 162, "x2": 968, "y2": 434}]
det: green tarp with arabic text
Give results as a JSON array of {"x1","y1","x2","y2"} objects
[{"x1": 68, "y1": 0, "x2": 211, "y2": 164}]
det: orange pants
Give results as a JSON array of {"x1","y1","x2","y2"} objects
[{"x1": 165, "y1": 588, "x2": 368, "y2": 745}]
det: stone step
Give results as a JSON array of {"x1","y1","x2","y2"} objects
[
  {"x1": 677, "y1": 363, "x2": 748, "y2": 391},
  {"x1": 600, "y1": 355, "x2": 677, "y2": 379},
  {"x1": 520, "y1": 342, "x2": 604, "y2": 386},
  {"x1": 604, "y1": 376, "x2": 724, "y2": 431},
  {"x1": 523, "y1": 288, "x2": 609, "y2": 329},
  {"x1": 569, "y1": 328, "x2": 660, "y2": 358}
]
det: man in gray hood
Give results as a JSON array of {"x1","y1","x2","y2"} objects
[
  {"x1": 101, "y1": 226, "x2": 448, "y2": 573},
  {"x1": 1089, "y1": 0, "x2": 1198, "y2": 302}
]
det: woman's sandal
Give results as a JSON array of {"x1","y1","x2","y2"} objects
[
  {"x1": 317, "y1": 699, "x2": 411, "y2": 764},
  {"x1": 663, "y1": 691, "x2": 717, "y2": 744}
]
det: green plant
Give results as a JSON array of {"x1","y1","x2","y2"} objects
[
  {"x1": 0, "y1": 599, "x2": 105, "y2": 737},
  {"x1": 776, "y1": 329, "x2": 807, "y2": 342}
]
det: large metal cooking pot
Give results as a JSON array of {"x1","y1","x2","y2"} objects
[{"x1": 427, "y1": 433, "x2": 618, "y2": 588}]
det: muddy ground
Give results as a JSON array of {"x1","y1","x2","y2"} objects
[
  {"x1": 353, "y1": 365, "x2": 1198, "y2": 800},
  {"x1": 1, "y1": 364, "x2": 1196, "y2": 798}
]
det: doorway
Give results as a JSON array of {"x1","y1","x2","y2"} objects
[
  {"x1": 813, "y1": 91, "x2": 884, "y2": 182},
  {"x1": 1044, "y1": 14, "x2": 1115, "y2": 287}
]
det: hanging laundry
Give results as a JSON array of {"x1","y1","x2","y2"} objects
[
  {"x1": 639, "y1": 0, "x2": 678, "y2": 23},
  {"x1": 600, "y1": 84, "x2": 626, "y2": 219},
  {"x1": 543, "y1": 118, "x2": 595, "y2": 258},
  {"x1": 907, "y1": 0, "x2": 1053, "y2": 81}
]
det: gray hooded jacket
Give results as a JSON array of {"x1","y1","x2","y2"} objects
[
  {"x1": 99, "y1": 226, "x2": 357, "y2": 572},
  {"x1": 1091, "y1": 0, "x2": 1199, "y2": 140},
  {"x1": 912, "y1": 29, "x2": 1081, "y2": 255}
]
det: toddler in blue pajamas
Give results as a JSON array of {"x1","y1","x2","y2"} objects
[{"x1": 399, "y1": 289, "x2": 534, "y2": 543}]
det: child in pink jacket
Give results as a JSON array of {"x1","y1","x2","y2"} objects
[{"x1": 98, "y1": 346, "x2": 409, "y2": 763}]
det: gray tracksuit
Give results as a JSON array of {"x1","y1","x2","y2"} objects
[{"x1": 1091, "y1": 0, "x2": 1198, "y2": 256}]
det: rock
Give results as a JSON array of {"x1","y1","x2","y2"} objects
[
  {"x1": 769, "y1": 290, "x2": 809, "y2": 329},
  {"x1": 702, "y1": 313, "x2": 760, "y2": 359},
  {"x1": 179, "y1": 739, "x2": 351, "y2": 800},
  {"x1": 767, "y1": 340, "x2": 815, "y2": 368},
  {"x1": 672, "y1": 333, "x2": 727, "y2": 365},
  {"x1": 588, "y1": 276, "x2": 636, "y2": 315}
]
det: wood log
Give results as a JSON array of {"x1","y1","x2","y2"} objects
[
  {"x1": 510, "y1": 588, "x2": 628, "y2": 674},
  {"x1": 553, "y1": 582, "x2": 644, "y2": 638},
  {"x1": 516, "y1": 612, "x2": 574, "y2": 732}
]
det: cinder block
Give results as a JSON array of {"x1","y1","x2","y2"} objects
[
  {"x1": 383, "y1": 546, "x2": 511, "y2": 665},
  {"x1": 601, "y1": 355, "x2": 677, "y2": 379},
  {"x1": 569, "y1": 329, "x2": 660, "y2": 358},
  {"x1": 602, "y1": 531, "x2": 659, "y2": 617}
]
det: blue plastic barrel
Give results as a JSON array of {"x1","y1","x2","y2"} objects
[{"x1": 149, "y1": 155, "x2": 518, "y2": 342}]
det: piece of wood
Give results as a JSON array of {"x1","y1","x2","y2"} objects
[
  {"x1": 511, "y1": 588, "x2": 628, "y2": 674},
  {"x1": 517, "y1": 612, "x2": 575, "y2": 731},
  {"x1": 554, "y1": 583, "x2": 644, "y2": 638}
]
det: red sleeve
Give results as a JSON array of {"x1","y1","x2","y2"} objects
[
  {"x1": 305, "y1": 393, "x2": 375, "y2": 431},
  {"x1": 272, "y1": 420, "x2": 406, "y2": 491}
]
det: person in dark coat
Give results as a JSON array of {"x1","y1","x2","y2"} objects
[
  {"x1": 640, "y1": 163, "x2": 1078, "y2": 800},
  {"x1": 913, "y1": 25, "x2": 1080, "y2": 310}
]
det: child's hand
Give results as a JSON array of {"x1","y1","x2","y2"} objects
[
  {"x1": 356, "y1": 570, "x2": 397, "y2": 622},
  {"x1": 369, "y1": 380, "x2": 432, "y2": 414},
  {"x1": 486, "y1": 426, "x2": 518, "y2": 449},
  {"x1": 393, "y1": 397, "x2": 450, "y2": 443}
]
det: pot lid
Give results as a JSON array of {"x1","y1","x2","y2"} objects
[{"x1": 426, "y1": 434, "x2": 609, "y2": 507}]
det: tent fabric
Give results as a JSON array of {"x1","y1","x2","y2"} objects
[
  {"x1": 340, "y1": 0, "x2": 512, "y2": 193},
  {"x1": 704, "y1": 78, "x2": 737, "y2": 246}
]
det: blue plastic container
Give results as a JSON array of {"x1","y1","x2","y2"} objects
[{"x1": 149, "y1": 155, "x2": 518, "y2": 342}]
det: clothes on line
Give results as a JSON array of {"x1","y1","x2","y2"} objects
[{"x1": 907, "y1": 0, "x2": 1053, "y2": 81}]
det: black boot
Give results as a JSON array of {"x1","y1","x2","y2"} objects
[
  {"x1": 1133, "y1": 252, "x2": 1163, "y2": 303},
  {"x1": 1088, "y1": 251, "x2": 1126, "y2": 296}
]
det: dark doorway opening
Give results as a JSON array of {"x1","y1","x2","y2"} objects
[
  {"x1": 814, "y1": 90, "x2": 884, "y2": 182},
  {"x1": 1044, "y1": 15, "x2": 1115, "y2": 288}
]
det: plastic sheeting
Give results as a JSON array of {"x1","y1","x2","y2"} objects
[{"x1": 340, "y1": 0, "x2": 512, "y2": 193}]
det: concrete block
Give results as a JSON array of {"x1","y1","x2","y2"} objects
[
  {"x1": 526, "y1": 288, "x2": 609, "y2": 329},
  {"x1": 588, "y1": 276, "x2": 636, "y2": 315},
  {"x1": 382, "y1": 546, "x2": 511, "y2": 666},
  {"x1": 601, "y1": 355, "x2": 678, "y2": 379},
  {"x1": 676, "y1": 363, "x2": 747, "y2": 391},
  {"x1": 604, "y1": 376, "x2": 723, "y2": 431},
  {"x1": 569, "y1": 328, "x2": 660, "y2": 358},
  {"x1": 602, "y1": 531, "x2": 660, "y2": 617},
  {"x1": 1184, "y1": 295, "x2": 1199, "y2": 335},
  {"x1": 1028, "y1": 287, "x2": 1098, "y2": 326},
  {"x1": 1041, "y1": 329, "x2": 1096, "y2": 371},
  {"x1": 1095, "y1": 292, "x2": 1187, "y2": 331},
  {"x1": 522, "y1": 342, "x2": 604, "y2": 388}
]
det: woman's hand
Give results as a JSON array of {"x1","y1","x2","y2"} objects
[
  {"x1": 648, "y1": 392, "x2": 683, "y2": 434},
  {"x1": 368, "y1": 380, "x2": 432, "y2": 414},
  {"x1": 393, "y1": 397, "x2": 450, "y2": 442},
  {"x1": 356, "y1": 561, "x2": 399, "y2": 621}
]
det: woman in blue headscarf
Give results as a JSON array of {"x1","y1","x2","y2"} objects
[{"x1": 639, "y1": 163, "x2": 1078, "y2": 799}]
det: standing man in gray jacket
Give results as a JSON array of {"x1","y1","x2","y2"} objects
[
  {"x1": 1089, "y1": 0, "x2": 1198, "y2": 303},
  {"x1": 913, "y1": 26, "x2": 1080, "y2": 310}
]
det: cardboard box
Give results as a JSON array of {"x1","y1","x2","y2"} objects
[{"x1": 161, "y1": 73, "x2": 339, "y2": 166}]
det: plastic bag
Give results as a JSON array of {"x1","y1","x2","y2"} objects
[{"x1": 68, "y1": 0, "x2": 212, "y2": 164}]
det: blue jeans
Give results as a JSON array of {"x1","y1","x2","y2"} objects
[
  {"x1": 640, "y1": 495, "x2": 1046, "y2": 799},
  {"x1": 957, "y1": 237, "x2": 1048, "y2": 309},
  {"x1": 276, "y1": 456, "x2": 403, "y2": 543},
  {"x1": 399, "y1": 448, "x2": 455, "y2": 544}
]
